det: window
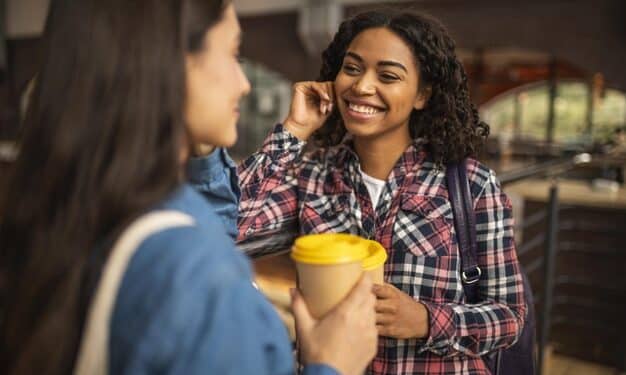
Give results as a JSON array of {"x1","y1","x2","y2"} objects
[
  {"x1": 231, "y1": 61, "x2": 292, "y2": 160},
  {"x1": 480, "y1": 80, "x2": 626, "y2": 145}
]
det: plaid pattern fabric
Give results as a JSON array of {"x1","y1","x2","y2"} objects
[{"x1": 238, "y1": 124, "x2": 526, "y2": 375}]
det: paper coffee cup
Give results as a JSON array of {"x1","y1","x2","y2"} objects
[
  {"x1": 362, "y1": 240, "x2": 387, "y2": 285},
  {"x1": 291, "y1": 233, "x2": 369, "y2": 319}
]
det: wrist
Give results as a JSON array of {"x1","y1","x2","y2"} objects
[
  {"x1": 282, "y1": 119, "x2": 312, "y2": 142},
  {"x1": 413, "y1": 301, "x2": 430, "y2": 339}
]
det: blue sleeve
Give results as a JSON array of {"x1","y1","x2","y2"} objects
[
  {"x1": 186, "y1": 148, "x2": 240, "y2": 240},
  {"x1": 110, "y1": 225, "x2": 340, "y2": 375},
  {"x1": 302, "y1": 365, "x2": 341, "y2": 375}
]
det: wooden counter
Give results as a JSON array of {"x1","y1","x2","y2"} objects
[{"x1": 505, "y1": 178, "x2": 626, "y2": 369}]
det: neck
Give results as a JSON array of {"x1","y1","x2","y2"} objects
[{"x1": 354, "y1": 125, "x2": 412, "y2": 180}]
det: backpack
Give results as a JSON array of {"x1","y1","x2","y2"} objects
[{"x1": 446, "y1": 160, "x2": 536, "y2": 375}]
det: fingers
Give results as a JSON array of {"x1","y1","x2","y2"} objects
[
  {"x1": 307, "y1": 82, "x2": 331, "y2": 102},
  {"x1": 308, "y1": 83, "x2": 333, "y2": 115},
  {"x1": 295, "y1": 81, "x2": 335, "y2": 115},
  {"x1": 374, "y1": 299, "x2": 397, "y2": 314},
  {"x1": 291, "y1": 288, "x2": 315, "y2": 338},
  {"x1": 372, "y1": 283, "x2": 396, "y2": 299},
  {"x1": 322, "y1": 81, "x2": 336, "y2": 108},
  {"x1": 376, "y1": 324, "x2": 395, "y2": 338},
  {"x1": 333, "y1": 275, "x2": 376, "y2": 326},
  {"x1": 376, "y1": 312, "x2": 394, "y2": 326},
  {"x1": 350, "y1": 274, "x2": 375, "y2": 308}
]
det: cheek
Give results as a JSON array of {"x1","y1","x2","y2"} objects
[
  {"x1": 388, "y1": 88, "x2": 418, "y2": 114},
  {"x1": 187, "y1": 75, "x2": 219, "y2": 123},
  {"x1": 184, "y1": 75, "x2": 224, "y2": 143},
  {"x1": 334, "y1": 74, "x2": 352, "y2": 96}
]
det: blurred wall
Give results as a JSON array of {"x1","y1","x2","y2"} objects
[
  {"x1": 2, "y1": 0, "x2": 626, "y2": 140},
  {"x1": 239, "y1": 0, "x2": 626, "y2": 91},
  {"x1": 361, "y1": 0, "x2": 626, "y2": 91},
  {"x1": 6, "y1": 0, "x2": 48, "y2": 38}
]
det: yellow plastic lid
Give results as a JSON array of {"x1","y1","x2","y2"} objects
[
  {"x1": 291, "y1": 233, "x2": 369, "y2": 265},
  {"x1": 362, "y1": 240, "x2": 388, "y2": 271}
]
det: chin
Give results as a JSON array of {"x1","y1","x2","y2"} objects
[
  {"x1": 344, "y1": 122, "x2": 379, "y2": 138},
  {"x1": 222, "y1": 137, "x2": 238, "y2": 148},
  {"x1": 217, "y1": 130, "x2": 238, "y2": 148},
  {"x1": 202, "y1": 121, "x2": 238, "y2": 148}
]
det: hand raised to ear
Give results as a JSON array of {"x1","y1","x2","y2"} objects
[{"x1": 283, "y1": 81, "x2": 335, "y2": 142}]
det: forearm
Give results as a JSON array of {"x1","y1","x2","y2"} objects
[
  {"x1": 419, "y1": 295, "x2": 525, "y2": 356},
  {"x1": 237, "y1": 123, "x2": 306, "y2": 191},
  {"x1": 237, "y1": 124, "x2": 305, "y2": 252}
]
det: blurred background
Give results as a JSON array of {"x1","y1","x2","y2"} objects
[{"x1": 1, "y1": 1, "x2": 625, "y2": 374}]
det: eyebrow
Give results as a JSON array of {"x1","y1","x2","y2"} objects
[{"x1": 345, "y1": 51, "x2": 408, "y2": 73}]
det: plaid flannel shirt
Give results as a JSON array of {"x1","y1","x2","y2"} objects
[{"x1": 238, "y1": 124, "x2": 526, "y2": 375}]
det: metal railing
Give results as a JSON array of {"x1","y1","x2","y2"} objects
[{"x1": 499, "y1": 153, "x2": 595, "y2": 374}]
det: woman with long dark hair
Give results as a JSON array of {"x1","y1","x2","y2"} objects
[
  {"x1": 231, "y1": 9, "x2": 526, "y2": 375},
  {"x1": 0, "y1": 1, "x2": 377, "y2": 374}
]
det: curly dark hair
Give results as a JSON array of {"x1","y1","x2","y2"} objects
[{"x1": 313, "y1": 9, "x2": 489, "y2": 164}]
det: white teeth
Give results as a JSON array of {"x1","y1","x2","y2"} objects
[{"x1": 348, "y1": 102, "x2": 381, "y2": 115}]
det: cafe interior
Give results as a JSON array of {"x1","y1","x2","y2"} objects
[{"x1": 1, "y1": 0, "x2": 625, "y2": 374}]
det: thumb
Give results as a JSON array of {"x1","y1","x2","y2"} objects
[{"x1": 291, "y1": 288, "x2": 315, "y2": 337}]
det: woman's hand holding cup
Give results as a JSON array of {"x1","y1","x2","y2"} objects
[{"x1": 291, "y1": 275, "x2": 378, "y2": 375}]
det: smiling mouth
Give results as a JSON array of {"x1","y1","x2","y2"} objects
[{"x1": 345, "y1": 100, "x2": 386, "y2": 118}]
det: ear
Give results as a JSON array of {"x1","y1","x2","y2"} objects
[
  {"x1": 413, "y1": 85, "x2": 432, "y2": 110},
  {"x1": 185, "y1": 53, "x2": 199, "y2": 74}
]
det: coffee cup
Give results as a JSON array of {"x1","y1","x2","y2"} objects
[
  {"x1": 362, "y1": 240, "x2": 387, "y2": 285},
  {"x1": 291, "y1": 233, "x2": 369, "y2": 318}
]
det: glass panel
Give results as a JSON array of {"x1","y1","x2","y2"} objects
[
  {"x1": 481, "y1": 94, "x2": 515, "y2": 137},
  {"x1": 553, "y1": 82, "x2": 588, "y2": 144},
  {"x1": 231, "y1": 60, "x2": 292, "y2": 160},
  {"x1": 519, "y1": 86, "x2": 548, "y2": 141},
  {"x1": 593, "y1": 88, "x2": 626, "y2": 142},
  {"x1": 481, "y1": 80, "x2": 626, "y2": 146}
]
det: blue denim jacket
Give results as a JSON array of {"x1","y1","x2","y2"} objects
[{"x1": 109, "y1": 149, "x2": 337, "y2": 375}]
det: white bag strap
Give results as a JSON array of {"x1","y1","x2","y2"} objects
[{"x1": 73, "y1": 210, "x2": 195, "y2": 375}]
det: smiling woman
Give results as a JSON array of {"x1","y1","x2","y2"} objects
[
  {"x1": 0, "y1": 1, "x2": 378, "y2": 374},
  {"x1": 231, "y1": 8, "x2": 527, "y2": 375}
]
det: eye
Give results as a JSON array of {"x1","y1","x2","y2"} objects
[
  {"x1": 342, "y1": 64, "x2": 361, "y2": 75},
  {"x1": 379, "y1": 73, "x2": 399, "y2": 82}
]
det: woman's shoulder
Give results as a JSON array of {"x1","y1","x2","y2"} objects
[
  {"x1": 109, "y1": 223, "x2": 259, "y2": 373},
  {"x1": 465, "y1": 158, "x2": 496, "y2": 184},
  {"x1": 127, "y1": 185, "x2": 252, "y2": 288},
  {"x1": 464, "y1": 158, "x2": 505, "y2": 199},
  {"x1": 136, "y1": 224, "x2": 249, "y2": 281}
]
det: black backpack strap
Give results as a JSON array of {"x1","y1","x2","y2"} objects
[{"x1": 446, "y1": 160, "x2": 481, "y2": 303}]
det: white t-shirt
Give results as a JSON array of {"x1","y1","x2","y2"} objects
[{"x1": 361, "y1": 171, "x2": 386, "y2": 211}]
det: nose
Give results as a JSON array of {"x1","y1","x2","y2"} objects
[
  {"x1": 351, "y1": 72, "x2": 376, "y2": 96},
  {"x1": 238, "y1": 64, "x2": 251, "y2": 97}
]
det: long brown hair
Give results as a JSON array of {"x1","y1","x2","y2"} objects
[{"x1": 0, "y1": 0, "x2": 229, "y2": 373}]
